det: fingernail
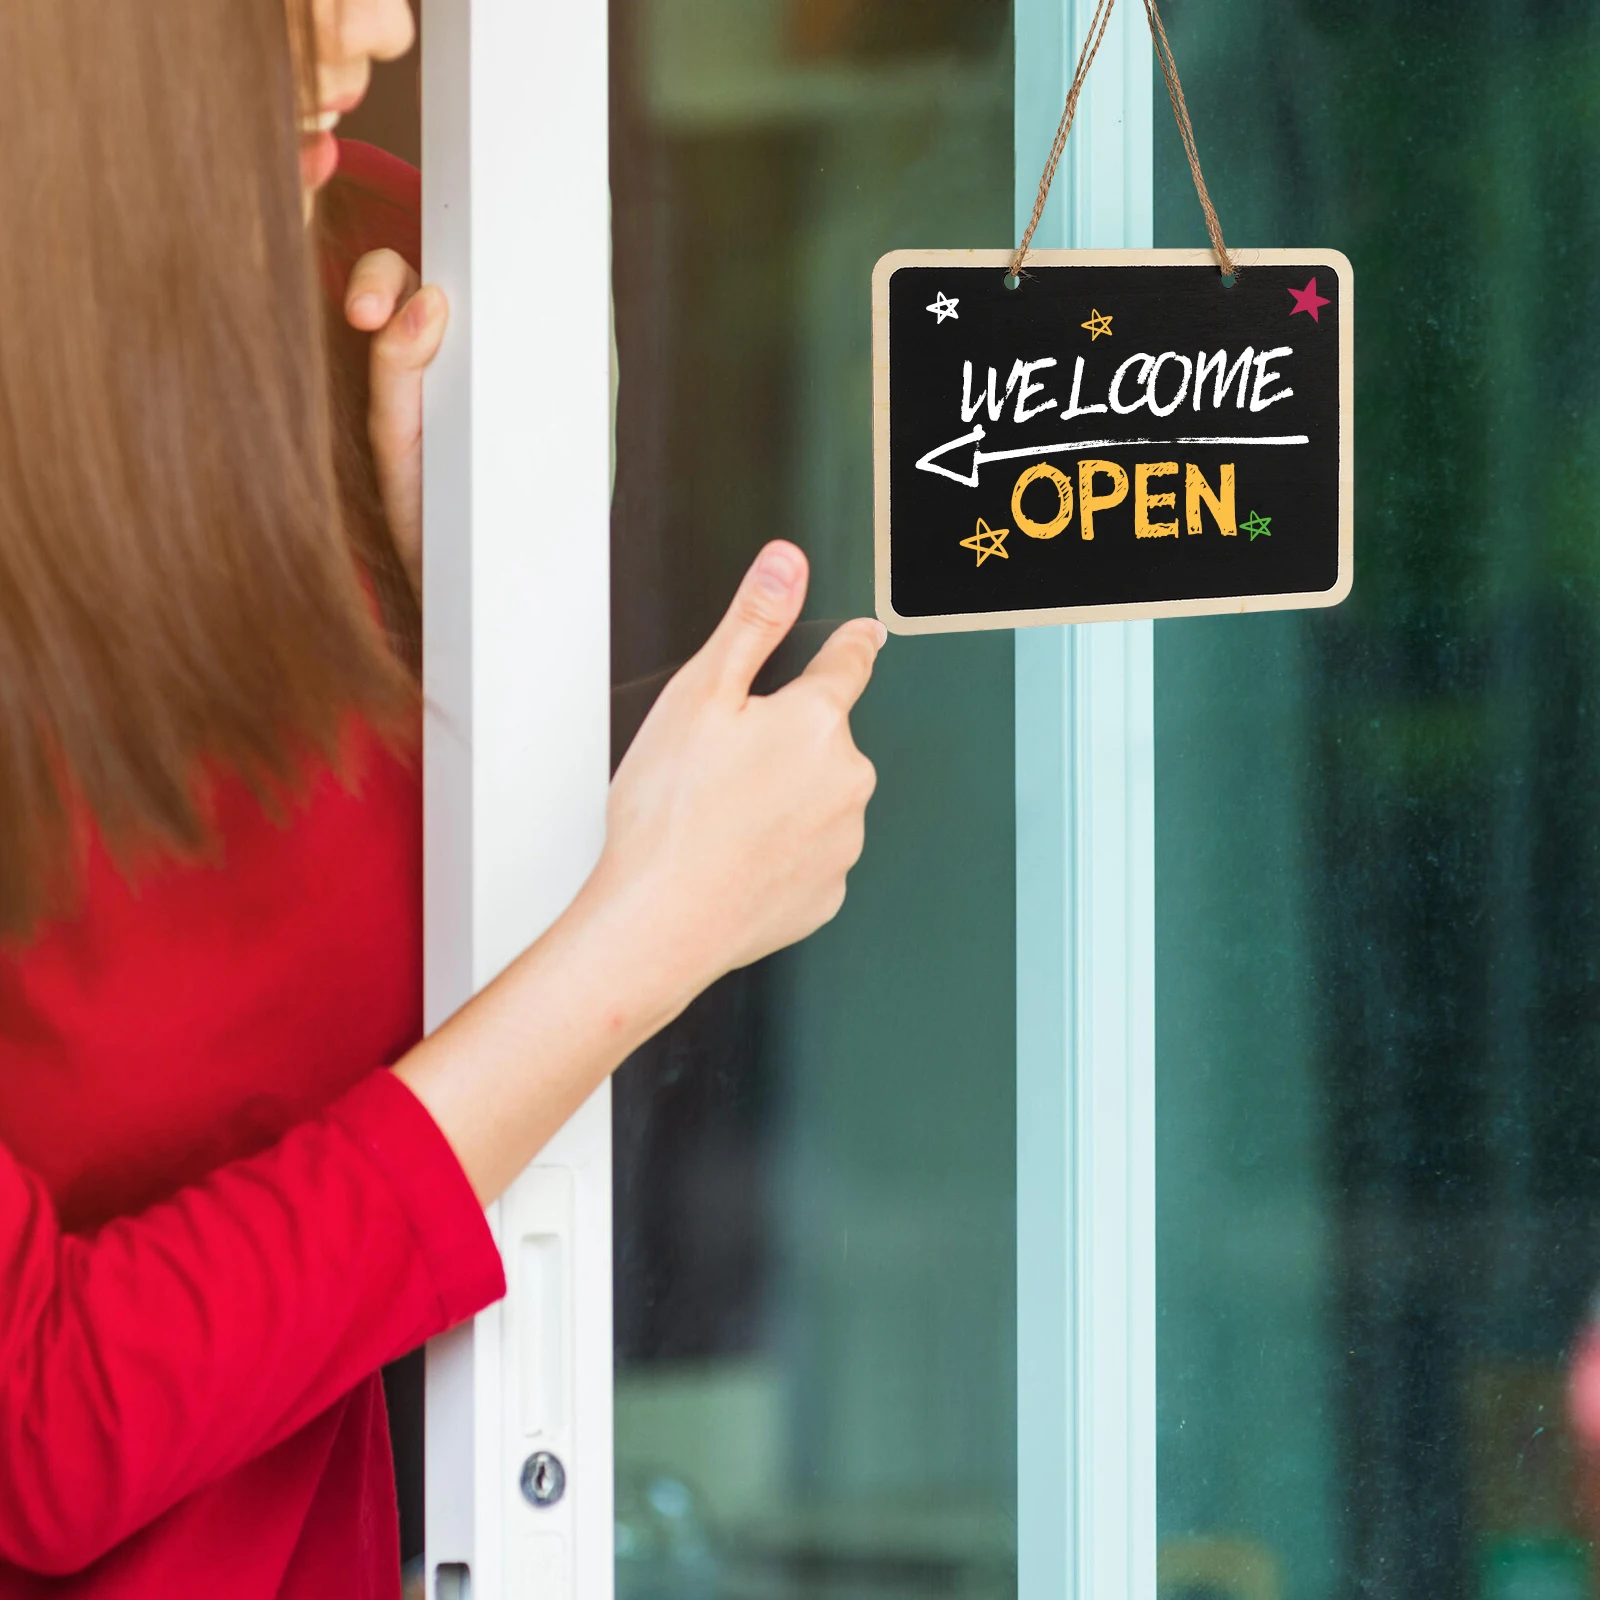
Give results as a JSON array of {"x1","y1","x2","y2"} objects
[
  {"x1": 403, "y1": 293, "x2": 432, "y2": 336},
  {"x1": 871, "y1": 621, "x2": 888, "y2": 649},
  {"x1": 350, "y1": 292, "x2": 382, "y2": 322},
  {"x1": 754, "y1": 544, "x2": 801, "y2": 597}
]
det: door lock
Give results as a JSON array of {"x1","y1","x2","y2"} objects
[{"x1": 519, "y1": 1451, "x2": 567, "y2": 1508}]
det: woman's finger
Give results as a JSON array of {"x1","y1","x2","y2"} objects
[
  {"x1": 344, "y1": 247, "x2": 419, "y2": 331},
  {"x1": 692, "y1": 542, "x2": 809, "y2": 702},
  {"x1": 793, "y1": 618, "x2": 887, "y2": 712},
  {"x1": 368, "y1": 285, "x2": 448, "y2": 461},
  {"x1": 367, "y1": 284, "x2": 449, "y2": 594}
]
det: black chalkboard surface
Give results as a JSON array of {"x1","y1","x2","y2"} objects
[{"x1": 872, "y1": 249, "x2": 1353, "y2": 633}]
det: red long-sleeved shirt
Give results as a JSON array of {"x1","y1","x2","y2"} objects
[{"x1": 0, "y1": 144, "x2": 506, "y2": 1596}]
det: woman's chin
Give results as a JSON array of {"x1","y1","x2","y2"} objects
[{"x1": 299, "y1": 130, "x2": 339, "y2": 193}]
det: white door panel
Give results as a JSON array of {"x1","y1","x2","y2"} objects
[{"x1": 420, "y1": 1, "x2": 613, "y2": 1596}]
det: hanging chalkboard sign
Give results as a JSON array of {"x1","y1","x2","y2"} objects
[{"x1": 872, "y1": 249, "x2": 1353, "y2": 634}]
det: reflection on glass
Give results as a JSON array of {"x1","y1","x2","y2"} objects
[
  {"x1": 610, "y1": 3, "x2": 1018, "y2": 1596},
  {"x1": 1156, "y1": 5, "x2": 1600, "y2": 1599}
]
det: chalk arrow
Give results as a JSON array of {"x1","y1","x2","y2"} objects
[
  {"x1": 915, "y1": 426, "x2": 988, "y2": 487},
  {"x1": 913, "y1": 426, "x2": 1312, "y2": 489}
]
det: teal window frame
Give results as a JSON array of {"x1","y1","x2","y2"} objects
[{"x1": 1015, "y1": 4, "x2": 1157, "y2": 1597}]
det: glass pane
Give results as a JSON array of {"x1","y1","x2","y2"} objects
[
  {"x1": 609, "y1": 4, "x2": 1017, "y2": 1596},
  {"x1": 1156, "y1": 7, "x2": 1600, "y2": 1600}
]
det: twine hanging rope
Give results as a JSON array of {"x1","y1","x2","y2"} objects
[
  {"x1": 1009, "y1": 0, "x2": 1235, "y2": 282},
  {"x1": 1141, "y1": 0, "x2": 1233, "y2": 274},
  {"x1": 1008, "y1": 0, "x2": 1117, "y2": 281}
]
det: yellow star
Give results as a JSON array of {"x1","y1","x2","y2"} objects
[
  {"x1": 1081, "y1": 308, "x2": 1113, "y2": 340},
  {"x1": 960, "y1": 518, "x2": 1009, "y2": 566}
]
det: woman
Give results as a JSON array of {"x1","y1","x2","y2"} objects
[{"x1": 0, "y1": 1, "x2": 882, "y2": 1594}]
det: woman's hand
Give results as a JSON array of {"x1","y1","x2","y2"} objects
[
  {"x1": 594, "y1": 540, "x2": 883, "y2": 1002},
  {"x1": 396, "y1": 541, "x2": 885, "y2": 1204},
  {"x1": 343, "y1": 249, "x2": 449, "y2": 596}
]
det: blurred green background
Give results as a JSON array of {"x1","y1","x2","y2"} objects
[
  {"x1": 609, "y1": 4, "x2": 1019, "y2": 1596},
  {"x1": 1155, "y1": 4, "x2": 1600, "y2": 1599}
]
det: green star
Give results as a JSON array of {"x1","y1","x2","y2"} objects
[{"x1": 1241, "y1": 510, "x2": 1272, "y2": 542}]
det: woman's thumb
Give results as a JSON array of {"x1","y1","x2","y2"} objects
[{"x1": 696, "y1": 542, "x2": 809, "y2": 700}]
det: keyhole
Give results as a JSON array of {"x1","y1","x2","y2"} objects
[{"x1": 519, "y1": 1450, "x2": 567, "y2": 1508}]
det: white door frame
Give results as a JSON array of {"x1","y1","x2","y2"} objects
[
  {"x1": 1015, "y1": 3, "x2": 1157, "y2": 1599},
  {"x1": 420, "y1": 2, "x2": 615, "y2": 1597},
  {"x1": 418, "y1": 2, "x2": 1156, "y2": 1596}
]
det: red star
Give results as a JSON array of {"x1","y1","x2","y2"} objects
[{"x1": 1288, "y1": 276, "x2": 1331, "y2": 322}]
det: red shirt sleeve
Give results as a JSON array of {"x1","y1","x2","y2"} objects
[
  {"x1": 319, "y1": 138, "x2": 423, "y2": 295},
  {"x1": 0, "y1": 1069, "x2": 504, "y2": 1576}
]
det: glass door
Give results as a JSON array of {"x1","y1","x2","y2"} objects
[
  {"x1": 423, "y1": 3, "x2": 1160, "y2": 1595},
  {"x1": 608, "y1": 4, "x2": 1020, "y2": 1596},
  {"x1": 1153, "y1": 5, "x2": 1600, "y2": 1600},
  {"x1": 425, "y1": 3, "x2": 1600, "y2": 1594}
]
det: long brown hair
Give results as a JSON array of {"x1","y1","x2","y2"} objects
[{"x1": 0, "y1": 0, "x2": 416, "y2": 939}]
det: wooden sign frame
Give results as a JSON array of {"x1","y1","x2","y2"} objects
[{"x1": 871, "y1": 247, "x2": 1354, "y2": 634}]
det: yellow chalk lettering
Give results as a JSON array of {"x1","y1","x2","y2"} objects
[
  {"x1": 1185, "y1": 462, "x2": 1237, "y2": 537},
  {"x1": 1011, "y1": 462, "x2": 1074, "y2": 540},
  {"x1": 1077, "y1": 459, "x2": 1129, "y2": 542},
  {"x1": 1135, "y1": 462, "x2": 1179, "y2": 539}
]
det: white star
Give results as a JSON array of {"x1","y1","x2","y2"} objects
[{"x1": 926, "y1": 291, "x2": 960, "y2": 324}]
